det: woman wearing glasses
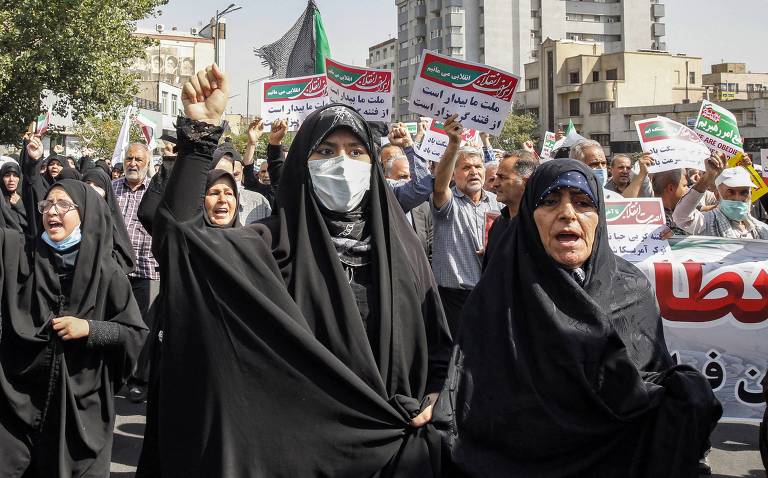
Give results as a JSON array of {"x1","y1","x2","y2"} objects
[{"x1": 0, "y1": 179, "x2": 147, "y2": 477}]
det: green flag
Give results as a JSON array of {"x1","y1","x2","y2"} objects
[
  {"x1": 313, "y1": 7, "x2": 331, "y2": 74},
  {"x1": 565, "y1": 119, "x2": 576, "y2": 135}
]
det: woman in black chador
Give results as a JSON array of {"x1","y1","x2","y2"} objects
[
  {"x1": 0, "y1": 179, "x2": 147, "y2": 477},
  {"x1": 137, "y1": 65, "x2": 451, "y2": 477},
  {"x1": 436, "y1": 159, "x2": 722, "y2": 477}
]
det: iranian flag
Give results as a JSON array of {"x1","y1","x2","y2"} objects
[
  {"x1": 134, "y1": 113, "x2": 157, "y2": 150},
  {"x1": 35, "y1": 111, "x2": 51, "y2": 135},
  {"x1": 254, "y1": 0, "x2": 331, "y2": 78}
]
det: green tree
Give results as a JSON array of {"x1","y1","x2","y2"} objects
[
  {"x1": 0, "y1": 1, "x2": 166, "y2": 144},
  {"x1": 491, "y1": 113, "x2": 539, "y2": 152},
  {"x1": 72, "y1": 114, "x2": 143, "y2": 159}
]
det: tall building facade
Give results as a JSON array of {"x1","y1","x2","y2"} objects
[
  {"x1": 394, "y1": 0, "x2": 666, "y2": 121},
  {"x1": 518, "y1": 39, "x2": 703, "y2": 155},
  {"x1": 702, "y1": 63, "x2": 768, "y2": 102}
]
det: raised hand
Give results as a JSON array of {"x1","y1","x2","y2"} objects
[
  {"x1": 27, "y1": 135, "x2": 44, "y2": 161},
  {"x1": 269, "y1": 119, "x2": 288, "y2": 146},
  {"x1": 388, "y1": 123, "x2": 413, "y2": 148},
  {"x1": 182, "y1": 64, "x2": 229, "y2": 125},
  {"x1": 248, "y1": 118, "x2": 264, "y2": 145},
  {"x1": 443, "y1": 114, "x2": 463, "y2": 145},
  {"x1": 522, "y1": 140, "x2": 535, "y2": 153}
]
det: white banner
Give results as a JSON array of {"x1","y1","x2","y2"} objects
[
  {"x1": 634, "y1": 116, "x2": 709, "y2": 173},
  {"x1": 261, "y1": 74, "x2": 329, "y2": 131},
  {"x1": 636, "y1": 236, "x2": 768, "y2": 421}
]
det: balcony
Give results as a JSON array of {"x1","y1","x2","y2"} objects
[
  {"x1": 652, "y1": 3, "x2": 665, "y2": 18},
  {"x1": 415, "y1": 3, "x2": 426, "y2": 18},
  {"x1": 556, "y1": 84, "x2": 583, "y2": 95},
  {"x1": 652, "y1": 22, "x2": 665, "y2": 37},
  {"x1": 429, "y1": 0, "x2": 441, "y2": 14},
  {"x1": 415, "y1": 23, "x2": 426, "y2": 36},
  {"x1": 429, "y1": 36, "x2": 443, "y2": 51}
]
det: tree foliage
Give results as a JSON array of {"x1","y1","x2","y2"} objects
[
  {"x1": 0, "y1": 0, "x2": 166, "y2": 144},
  {"x1": 71, "y1": 114, "x2": 144, "y2": 159},
  {"x1": 491, "y1": 113, "x2": 539, "y2": 152}
]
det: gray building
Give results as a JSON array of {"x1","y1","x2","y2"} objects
[
  {"x1": 367, "y1": 38, "x2": 399, "y2": 123},
  {"x1": 394, "y1": 0, "x2": 666, "y2": 121}
]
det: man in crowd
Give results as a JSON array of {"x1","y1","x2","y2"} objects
[
  {"x1": 386, "y1": 122, "x2": 435, "y2": 214},
  {"x1": 651, "y1": 168, "x2": 689, "y2": 235},
  {"x1": 483, "y1": 161, "x2": 499, "y2": 192},
  {"x1": 432, "y1": 114, "x2": 500, "y2": 337},
  {"x1": 385, "y1": 155, "x2": 432, "y2": 261},
  {"x1": 242, "y1": 119, "x2": 285, "y2": 210},
  {"x1": 673, "y1": 154, "x2": 768, "y2": 239},
  {"x1": 605, "y1": 153, "x2": 653, "y2": 197},
  {"x1": 213, "y1": 143, "x2": 271, "y2": 225},
  {"x1": 113, "y1": 143, "x2": 160, "y2": 402},
  {"x1": 570, "y1": 140, "x2": 652, "y2": 200},
  {"x1": 483, "y1": 153, "x2": 537, "y2": 265}
]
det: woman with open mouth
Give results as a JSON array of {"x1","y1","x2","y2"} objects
[
  {"x1": 0, "y1": 179, "x2": 147, "y2": 477},
  {"x1": 435, "y1": 159, "x2": 723, "y2": 477}
]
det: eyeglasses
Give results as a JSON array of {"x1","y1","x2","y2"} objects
[{"x1": 37, "y1": 199, "x2": 79, "y2": 215}]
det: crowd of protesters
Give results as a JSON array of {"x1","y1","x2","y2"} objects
[{"x1": 0, "y1": 63, "x2": 764, "y2": 477}]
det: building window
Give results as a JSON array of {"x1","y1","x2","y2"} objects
[
  {"x1": 161, "y1": 91, "x2": 168, "y2": 115},
  {"x1": 449, "y1": 6, "x2": 462, "y2": 13},
  {"x1": 400, "y1": 41, "x2": 408, "y2": 50},
  {"x1": 450, "y1": 26, "x2": 462, "y2": 34},
  {"x1": 399, "y1": 78, "x2": 408, "y2": 86},
  {"x1": 450, "y1": 47, "x2": 463, "y2": 56},
  {"x1": 399, "y1": 4, "x2": 407, "y2": 13},
  {"x1": 399, "y1": 23, "x2": 407, "y2": 32},
  {"x1": 416, "y1": 0, "x2": 424, "y2": 4},
  {"x1": 606, "y1": 69, "x2": 618, "y2": 81},
  {"x1": 526, "y1": 78, "x2": 539, "y2": 90},
  {"x1": 569, "y1": 71, "x2": 580, "y2": 84},
  {"x1": 589, "y1": 101, "x2": 614, "y2": 115},
  {"x1": 399, "y1": 59, "x2": 408, "y2": 67},
  {"x1": 171, "y1": 94, "x2": 178, "y2": 115},
  {"x1": 410, "y1": 56, "x2": 419, "y2": 65},
  {"x1": 591, "y1": 134, "x2": 610, "y2": 147},
  {"x1": 569, "y1": 98, "x2": 580, "y2": 116},
  {"x1": 592, "y1": 71, "x2": 599, "y2": 82},
  {"x1": 745, "y1": 110, "x2": 757, "y2": 126},
  {"x1": 689, "y1": 71, "x2": 696, "y2": 84}
]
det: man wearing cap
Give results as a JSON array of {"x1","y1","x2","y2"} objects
[{"x1": 673, "y1": 154, "x2": 768, "y2": 239}]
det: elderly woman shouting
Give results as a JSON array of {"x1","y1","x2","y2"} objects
[{"x1": 437, "y1": 159, "x2": 722, "y2": 477}]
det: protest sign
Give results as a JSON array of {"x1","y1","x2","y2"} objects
[
  {"x1": 634, "y1": 117, "x2": 709, "y2": 173},
  {"x1": 261, "y1": 74, "x2": 329, "y2": 131},
  {"x1": 694, "y1": 100, "x2": 744, "y2": 159},
  {"x1": 760, "y1": 148, "x2": 768, "y2": 167},
  {"x1": 724, "y1": 155, "x2": 768, "y2": 202},
  {"x1": 404, "y1": 122, "x2": 418, "y2": 136},
  {"x1": 635, "y1": 236, "x2": 768, "y2": 421},
  {"x1": 605, "y1": 198, "x2": 669, "y2": 262},
  {"x1": 408, "y1": 50, "x2": 519, "y2": 135},
  {"x1": 415, "y1": 120, "x2": 477, "y2": 163},
  {"x1": 325, "y1": 59, "x2": 393, "y2": 122},
  {"x1": 539, "y1": 131, "x2": 557, "y2": 161}
]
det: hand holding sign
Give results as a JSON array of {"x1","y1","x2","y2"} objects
[
  {"x1": 27, "y1": 135, "x2": 44, "y2": 161},
  {"x1": 443, "y1": 114, "x2": 463, "y2": 145}
]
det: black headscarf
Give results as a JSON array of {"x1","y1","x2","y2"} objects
[
  {"x1": 82, "y1": 167, "x2": 136, "y2": 273},
  {"x1": 202, "y1": 169, "x2": 240, "y2": 228},
  {"x1": 140, "y1": 107, "x2": 451, "y2": 477},
  {"x1": 0, "y1": 179, "x2": 147, "y2": 474},
  {"x1": 54, "y1": 167, "x2": 81, "y2": 182},
  {"x1": 42, "y1": 154, "x2": 70, "y2": 185},
  {"x1": 0, "y1": 161, "x2": 26, "y2": 232},
  {"x1": 436, "y1": 159, "x2": 721, "y2": 477}
]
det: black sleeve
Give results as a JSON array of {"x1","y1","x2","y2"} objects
[
  {"x1": 243, "y1": 163, "x2": 259, "y2": 189},
  {"x1": 266, "y1": 144, "x2": 284, "y2": 190},
  {"x1": 138, "y1": 160, "x2": 174, "y2": 236},
  {"x1": 160, "y1": 118, "x2": 223, "y2": 225},
  {"x1": 20, "y1": 141, "x2": 48, "y2": 237}
]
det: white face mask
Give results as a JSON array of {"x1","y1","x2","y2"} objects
[
  {"x1": 592, "y1": 167, "x2": 607, "y2": 187},
  {"x1": 308, "y1": 155, "x2": 371, "y2": 212}
]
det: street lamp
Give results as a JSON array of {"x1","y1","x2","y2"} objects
[{"x1": 198, "y1": 4, "x2": 243, "y2": 66}]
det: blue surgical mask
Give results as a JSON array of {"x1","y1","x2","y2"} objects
[
  {"x1": 592, "y1": 167, "x2": 607, "y2": 187},
  {"x1": 719, "y1": 199, "x2": 750, "y2": 221},
  {"x1": 42, "y1": 226, "x2": 82, "y2": 251}
]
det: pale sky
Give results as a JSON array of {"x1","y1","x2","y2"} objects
[{"x1": 138, "y1": 0, "x2": 768, "y2": 116}]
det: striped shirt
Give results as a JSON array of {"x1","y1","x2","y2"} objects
[
  {"x1": 431, "y1": 186, "x2": 500, "y2": 289},
  {"x1": 112, "y1": 177, "x2": 159, "y2": 280}
]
